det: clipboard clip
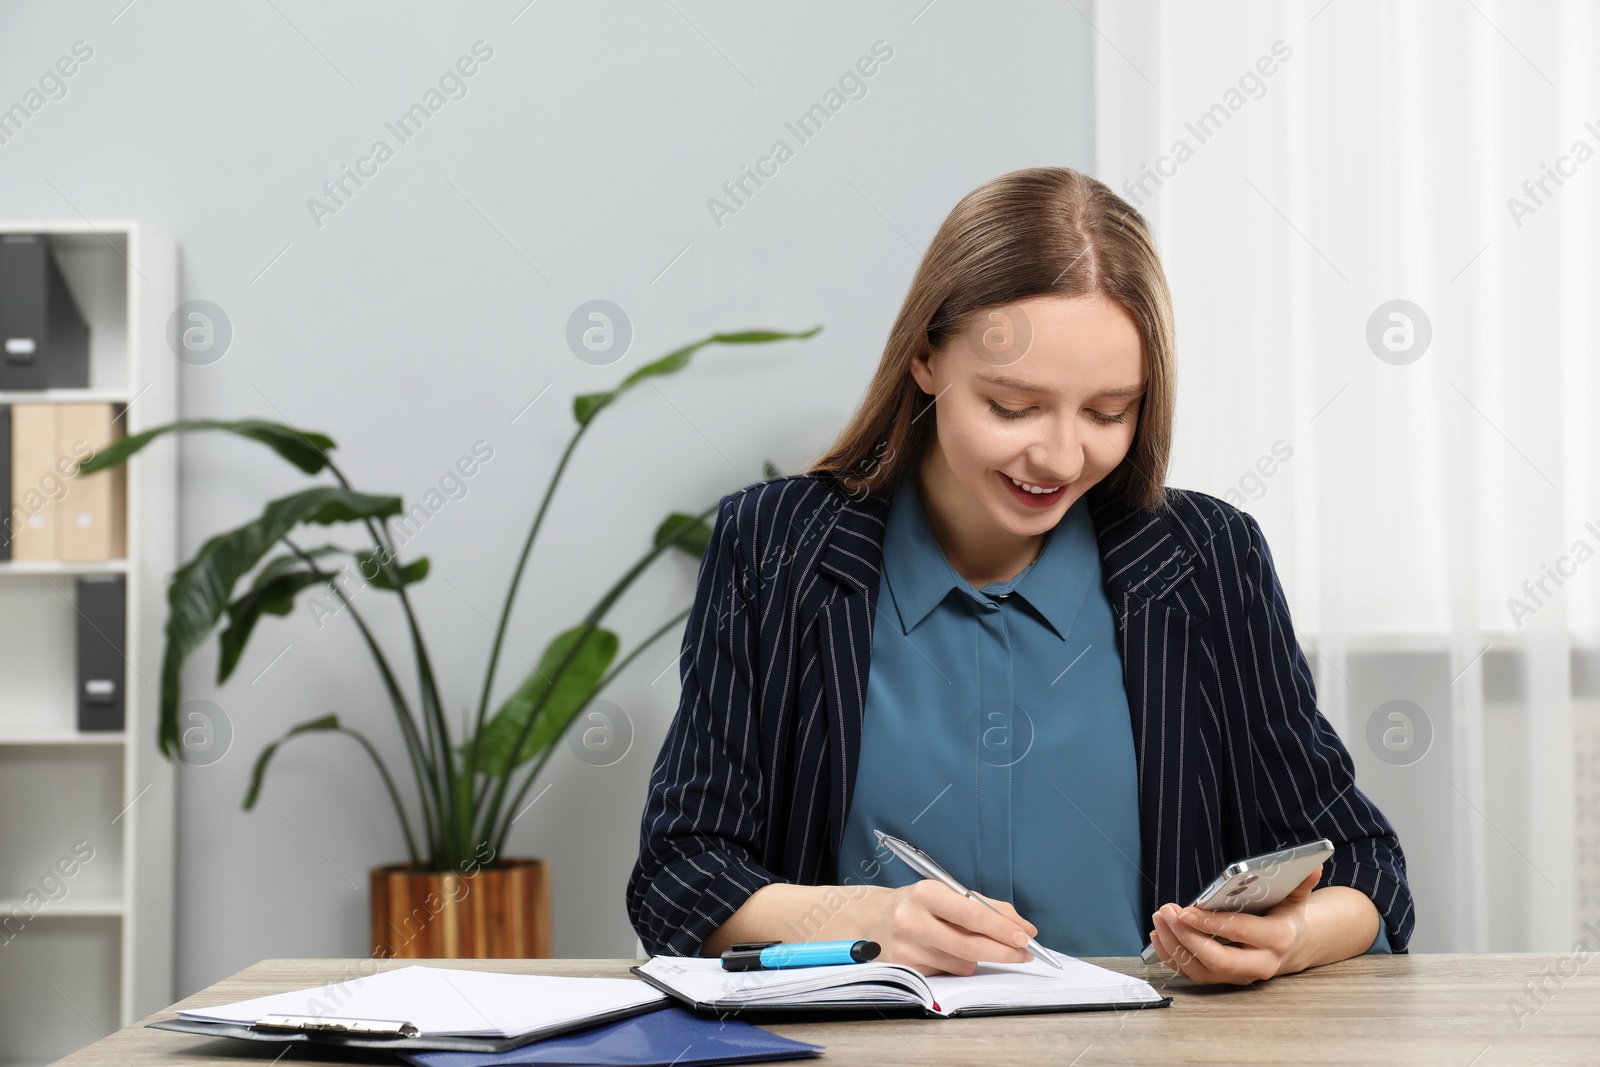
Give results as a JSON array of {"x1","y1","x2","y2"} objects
[{"x1": 253, "y1": 1014, "x2": 421, "y2": 1038}]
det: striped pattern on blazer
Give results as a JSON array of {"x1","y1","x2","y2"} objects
[{"x1": 626, "y1": 472, "x2": 1414, "y2": 957}]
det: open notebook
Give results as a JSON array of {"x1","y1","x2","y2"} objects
[{"x1": 633, "y1": 950, "x2": 1169, "y2": 1018}]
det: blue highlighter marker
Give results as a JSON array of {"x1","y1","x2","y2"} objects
[{"x1": 720, "y1": 939, "x2": 880, "y2": 971}]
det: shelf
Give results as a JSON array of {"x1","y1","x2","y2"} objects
[
  {"x1": 0, "y1": 219, "x2": 176, "y2": 1055},
  {"x1": 0, "y1": 389, "x2": 131, "y2": 405},
  {"x1": 0, "y1": 746, "x2": 126, "y2": 904},
  {"x1": 0, "y1": 217, "x2": 144, "y2": 235},
  {"x1": 0, "y1": 731, "x2": 125, "y2": 746},
  {"x1": 0, "y1": 914, "x2": 121, "y2": 1063},
  {"x1": 0, "y1": 898, "x2": 124, "y2": 918},
  {"x1": 0, "y1": 560, "x2": 129, "y2": 578}
]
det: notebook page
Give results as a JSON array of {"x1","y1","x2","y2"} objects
[
  {"x1": 179, "y1": 965, "x2": 669, "y2": 1038},
  {"x1": 924, "y1": 952, "x2": 1163, "y2": 1014},
  {"x1": 636, "y1": 956, "x2": 933, "y2": 1009}
]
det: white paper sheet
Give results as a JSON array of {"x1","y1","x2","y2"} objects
[{"x1": 179, "y1": 965, "x2": 669, "y2": 1038}]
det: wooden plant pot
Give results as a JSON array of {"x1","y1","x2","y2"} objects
[{"x1": 370, "y1": 858, "x2": 552, "y2": 959}]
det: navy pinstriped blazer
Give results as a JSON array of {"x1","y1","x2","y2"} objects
[{"x1": 626, "y1": 472, "x2": 1414, "y2": 957}]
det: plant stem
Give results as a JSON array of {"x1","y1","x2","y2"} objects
[
  {"x1": 285, "y1": 536, "x2": 442, "y2": 860},
  {"x1": 333, "y1": 724, "x2": 422, "y2": 867},
  {"x1": 490, "y1": 605, "x2": 691, "y2": 855},
  {"x1": 476, "y1": 501, "x2": 716, "y2": 847},
  {"x1": 465, "y1": 420, "x2": 592, "y2": 797},
  {"x1": 325, "y1": 461, "x2": 461, "y2": 865},
  {"x1": 403, "y1": 606, "x2": 458, "y2": 860}
]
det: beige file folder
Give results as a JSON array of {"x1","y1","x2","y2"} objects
[
  {"x1": 57, "y1": 403, "x2": 126, "y2": 561},
  {"x1": 9, "y1": 403, "x2": 58, "y2": 560}
]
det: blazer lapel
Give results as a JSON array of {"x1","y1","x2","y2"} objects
[
  {"x1": 1090, "y1": 490, "x2": 1213, "y2": 914},
  {"x1": 802, "y1": 491, "x2": 889, "y2": 872}
]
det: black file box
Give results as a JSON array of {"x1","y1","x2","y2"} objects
[
  {"x1": 76, "y1": 574, "x2": 126, "y2": 731},
  {"x1": 0, "y1": 234, "x2": 90, "y2": 390}
]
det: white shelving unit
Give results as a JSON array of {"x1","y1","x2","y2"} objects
[{"x1": 0, "y1": 220, "x2": 176, "y2": 1066}]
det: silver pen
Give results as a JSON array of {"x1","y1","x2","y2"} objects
[{"x1": 873, "y1": 828, "x2": 1063, "y2": 970}]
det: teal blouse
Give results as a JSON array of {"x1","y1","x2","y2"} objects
[
  {"x1": 834, "y1": 476, "x2": 1147, "y2": 954},
  {"x1": 833, "y1": 476, "x2": 1392, "y2": 957}
]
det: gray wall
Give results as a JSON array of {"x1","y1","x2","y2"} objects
[{"x1": 0, "y1": 1, "x2": 1094, "y2": 996}]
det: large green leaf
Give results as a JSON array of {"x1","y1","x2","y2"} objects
[
  {"x1": 251, "y1": 545, "x2": 344, "y2": 588},
  {"x1": 473, "y1": 625, "x2": 620, "y2": 777},
  {"x1": 244, "y1": 714, "x2": 340, "y2": 810},
  {"x1": 218, "y1": 545, "x2": 422, "y2": 682},
  {"x1": 217, "y1": 568, "x2": 328, "y2": 684},
  {"x1": 356, "y1": 550, "x2": 430, "y2": 590},
  {"x1": 654, "y1": 512, "x2": 712, "y2": 561},
  {"x1": 156, "y1": 487, "x2": 402, "y2": 756},
  {"x1": 572, "y1": 327, "x2": 821, "y2": 427},
  {"x1": 79, "y1": 419, "x2": 336, "y2": 476}
]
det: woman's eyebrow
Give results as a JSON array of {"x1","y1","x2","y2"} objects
[{"x1": 974, "y1": 372, "x2": 1145, "y2": 400}]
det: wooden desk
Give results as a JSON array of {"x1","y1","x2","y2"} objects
[{"x1": 56, "y1": 954, "x2": 1600, "y2": 1065}]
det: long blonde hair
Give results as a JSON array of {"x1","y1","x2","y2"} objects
[{"x1": 808, "y1": 167, "x2": 1175, "y2": 510}]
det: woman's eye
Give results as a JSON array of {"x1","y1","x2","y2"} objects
[
  {"x1": 987, "y1": 399, "x2": 1029, "y2": 420},
  {"x1": 987, "y1": 399, "x2": 1131, "y2": 424}
]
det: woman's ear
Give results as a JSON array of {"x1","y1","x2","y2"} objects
[{"x1": 908, "y1": 339, "x2": 939, "y2": 394}]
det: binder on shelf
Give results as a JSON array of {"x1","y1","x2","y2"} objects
[
  {"x1": 0, "y1": 234, "x2": 90, "y2": 390},
  {"x1": 75, "y1": 574, "x2": 125, "y2": 731},
  {"x1": 9, "y1": 403, "x2": 57, "y2": 560},
  {"x1": 0, "y1": 403, "x2": 11, "y2": 560},
  {"x1": 57, "y1": 403, "x2": 125, "y2": 561}
]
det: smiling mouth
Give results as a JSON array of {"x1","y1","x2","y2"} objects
[
  {"x1": 997, "y1": 470, "x2": 1068, "y2": 507},
  {"x1": 1007, "y1": 475, "x2": 1063, "y2": 494}
]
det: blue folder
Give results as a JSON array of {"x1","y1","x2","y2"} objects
[{"x1": 401, "y1": 1005, "x2": 823, "y2": 1067}]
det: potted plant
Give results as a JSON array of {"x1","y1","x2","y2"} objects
[{"x1": 83, "y1": 327, "x2": 817, "y2": 957}]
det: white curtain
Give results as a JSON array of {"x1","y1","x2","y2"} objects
[{"x1": 1094, "y1": 0, "x2": 1599, "y2": 951}]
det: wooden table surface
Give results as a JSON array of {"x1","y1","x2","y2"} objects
[{"x1": 55, "y1": 954, "x2": 1600, "y2": 1066}]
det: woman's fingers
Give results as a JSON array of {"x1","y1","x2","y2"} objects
[
  {"x1": 1151, "y1": 911, "x2": 1227, "y2": 984},
  {"x1": 1150, "y1": 907, "x2": 1204, "y2": 970},
  {"x1": 907, "y1": 943, "x2": 982, "y2": 977},
  {"x1": 1149, "y1": 918, "x2": 1191, "y2": 979},
  {"x1": 973, "y1": 892, "x2": 1039, "y2": 937},
  {"x1": 1146, "y1": 867, "x2": 1324, "y2": 984},
  {"x1": 1282, "y1": 866, "x2": 1322, "y2": 902},
  {"x1": 908, "y1": 882, "x2": 1031, "y2": 963},
  {"x1": 924, "y1": 912, "x2": 1032, "y2": 965},
  {"x1": 1174, "y1": 905, "x2": 1280, "y2": 951},
  {"x1": 921, "y1": 883, "x2": 1030, "y2": 959},
  {"x1": 1156, "y1": 906, "x2": 1276, "y2": 984},
  {"x1": 876, "y1": 881, "x2": 1036, "y2": 971}
]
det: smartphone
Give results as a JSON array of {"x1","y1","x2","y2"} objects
[{"x1": 1140, "y1": 838, "x2": 1334, "y2": 963}]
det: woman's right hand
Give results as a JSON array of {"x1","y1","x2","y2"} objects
[{"x1": 859, "y1": 880, "x2": 1039, "y2": 976}]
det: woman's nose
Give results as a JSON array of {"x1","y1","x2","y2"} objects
[{"x1": 1033, "y1": 439, "x2": 1083, "y2": 484}]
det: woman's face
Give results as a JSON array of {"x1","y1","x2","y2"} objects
[{"x1": 909, "y1": 292, "x2": 1147, "y2": 537}]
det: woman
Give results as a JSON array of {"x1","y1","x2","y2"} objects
[{"x1": 626, "y1": 167, "x2": 1413, "y2": 985}]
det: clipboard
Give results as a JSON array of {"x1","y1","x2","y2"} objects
[
  {"x1": 149, "y1": 965, "x2": 674, "y2": 1053},
  {"x1": 147, "y1": 998, "x2": 670, "y2": 1053}
]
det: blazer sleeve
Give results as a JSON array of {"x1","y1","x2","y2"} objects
[
  {"x1": 625, "y1": 491, "x2": 789, "y2": 957},
  {"x1": 1234, "y1": 509, "x2": 1417, "y2": 951}
]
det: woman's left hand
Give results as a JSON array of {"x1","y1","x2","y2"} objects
[{"x1": 1147, "y1": 866, "x2": 1322, "y2": 985}]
